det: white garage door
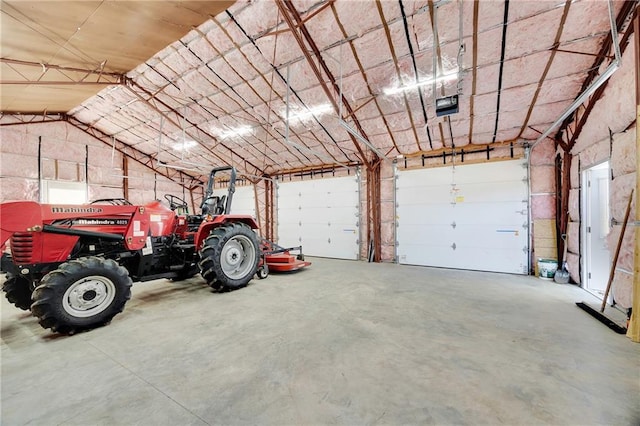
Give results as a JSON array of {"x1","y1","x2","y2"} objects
[
  {"x1": 277, "y1": 176, "x2": 359, "y2": 259},
  {"x1": 214, "y1": 185, "x2": 256, "y2": 216},
  {"x1": 396, "y1": 160, "x2": 528, "y2": 274}
]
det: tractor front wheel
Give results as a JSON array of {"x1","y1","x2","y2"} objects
[
  {"x1": 2, "y1": 273, "x2": 33, "y2": 311},
  {"x1": 198, "y1": 223, "x2": 260, "y2": 291},
  {"x1": 31, "y1": 257, "x2": 132, "y2": 334}
]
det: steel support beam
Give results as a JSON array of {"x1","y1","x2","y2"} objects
[
  {"x1": 368, "y1": 160, "x2": 383, "y2": 262},
  {"x1": 1, "y1": 81, "x2": 119, "y2": 86},
  {"x1": 67, "y1": 116, "x2": 204, "y2": 188},
  {"x1": 265, "y1": 179, "x2": 275, "y2": 241},
  {"x1": 555, "y1": 0, "x2": 637, "y2": 147},
  {"x1": 276, "y1": 0, "x2": 374, "y2": 165},
  {"x1": 276, "y1": 0, "x2": 382, "y2": 261},
  {"x1": 0, "y1": 113, "x2": 68, "y2": 126},
  {"x1": 125, "y1": 81, "x2": 266, "y2": 178},
  {"x1": 0, "y1": 58, "x2": 124, "y2": 85}
]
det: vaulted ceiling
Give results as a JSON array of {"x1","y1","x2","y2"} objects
[{"x1": 1, "y1": 0, "x2": 635, "y2": 181}]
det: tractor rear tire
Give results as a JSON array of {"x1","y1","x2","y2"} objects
[
  {"x1": 198, "y1": 223, "x2": 260, "y2": 291},
  {"x1": 2, "y1": 273, "x2": 33, "y2": 311},
  {"x1": 31, "y1": 257, "x2": 132, "y2": 334}
]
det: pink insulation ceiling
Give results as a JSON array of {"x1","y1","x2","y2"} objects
[{"x1": 62, "y1": 0, "x2": 624, "y2": 180}]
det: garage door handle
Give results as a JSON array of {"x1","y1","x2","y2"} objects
[
  {"x1": 515, "y1": 209, "x2": 527, "y2": 215},
  {"x1": 451, "y1": 243, "x2": 456, "y2": 250}
]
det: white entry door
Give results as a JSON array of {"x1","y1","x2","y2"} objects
[
  {"x1": 582, "y1": 162, "x2": 611, "y2": 296},
  {"x1": 396, "y1": 160, "x2": 528, "y2": 274},
  {"x1": 277, "y1": 176, "x2": 359, "y2": 259}
]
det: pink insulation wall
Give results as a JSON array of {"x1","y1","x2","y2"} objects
[
  {"x1": 568, "y1": 32, "x2": 637, "y2": 308},
  {"x1": 530, "y1": 139, "x2": 557, "y2": 224},
  {"x1": 0, "y1": 121, "x2": 187, "y2": 206},
  {"x1": 530, "y1": 138, "x2": 558, "y2": 271}
]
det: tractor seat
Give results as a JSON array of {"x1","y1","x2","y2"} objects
[
  {"x1": 201, "y1": 195, "x2": 226, "y2": 215},
  {"x1": 201, "y1": 196, "x2": 219, "y2": 216}
]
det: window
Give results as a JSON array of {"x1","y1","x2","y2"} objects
[{"x1": 41, "y1": 180, "x2": 87, "y2": 204}]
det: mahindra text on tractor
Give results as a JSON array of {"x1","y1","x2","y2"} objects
[{"x1": 0, "y1": 166, "x2": 309, "y2": 334}]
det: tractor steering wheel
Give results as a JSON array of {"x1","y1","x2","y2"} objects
[{"x1": 164, "y1": 194, "x2": 188, "y2": 211}]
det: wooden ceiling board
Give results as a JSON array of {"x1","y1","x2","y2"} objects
[
  {"x1": 1, "y1": 0, "x2": 235, "y2": 112},
  {"x1": 1, "y1": 84, "x2": 105, "y2": 112},
  {"x1": 1, "y1": 1, "x2": 103, "y2": 64}
]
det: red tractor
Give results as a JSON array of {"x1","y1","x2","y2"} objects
[{"x1": 0, "y1": 166, "x2": 263, "y2": 334}]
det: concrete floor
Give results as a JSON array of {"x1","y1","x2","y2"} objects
[{"x1": 2, "y1": 258, "x2": 639, "y2": 425}]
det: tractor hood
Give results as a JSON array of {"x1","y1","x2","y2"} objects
[{"x1": 0, "y1": 201, "x2": 43, "y2": 249}]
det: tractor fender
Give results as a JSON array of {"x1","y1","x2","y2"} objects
[
  {"x1": 194, "y1": 215, "x2": 259, "y2": 249},
  {"x1": 0, "y1": 201, "x2": 43, "y2": 249}
]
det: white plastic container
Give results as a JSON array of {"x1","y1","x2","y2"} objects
[{"x1": 538, "y1": 258, "x2": 558, "y2": 280}]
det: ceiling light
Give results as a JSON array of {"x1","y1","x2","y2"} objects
[
  {"x1": 384, "y1": 71, "x2": 458, "y2": 96},
  {"x1": 172, "y1": 140, "x2": 198, "y2": 151},
  {"x1": 214, "y1": 125, "x2": 253, "y2": 139},
  {"x1": 284, "y1": 103, "x2": 333, "y2": 121}
]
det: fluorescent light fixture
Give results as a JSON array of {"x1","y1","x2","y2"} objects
[
  {"x1": 172, "y1": 140, "x2": 198, "y2": 151},
  {"x1": 384, "y1": 71, "x2": 458, "y2": 95},
  {"x1": 214, "y1": 125, "x2": 253, "y2": 139},
  {"x1": 284, "y1": 103, "x2": 333, "y2": 121}
]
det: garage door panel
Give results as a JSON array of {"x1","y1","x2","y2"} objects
[
  {"x1": 453, "y1": 225, "x2": 524, "y2": 249},
  {"x1": 278, "y1": 223, "x2": 301, "y2": 233},
  {"x1": 301, "y1": 202, "x2": 330, "y2": 221},
  {"x1": 398, "y1": 204, "x2": 454, "y2": 225},
  {"x1": 297, "y1": 235, "x2": 327, "y2": 255},
  {"x1": 300, "y1": 222, "x2": 348, "y2": 235},
  {"x1": 278, "y1": 210, "x2": 300, "y2": 221},
  {"x1": 455, "y1": 181, "x2": 527, "y2": 203},
  {"x1": 455, "y1": 161, "x2": 526, "y2": 183},
  {"x1": 300, "y1": 209, "x2": 358, "y2": 226},
  {"x1": 297, "y1": 196, "x2": 329, "y2": 208},
  {"x1": 454, "y1": 201, "x2": 527, "y2": 225},
  {"x1": 399, "y1": 167, "x2": 452, "y2": 186},
  {"x1": 328, "y1": 190, "x2": 359, "y2": 204},
  {"x1": 398, "y1": 223, "x2": 454, "y2": 241},
  {"x1": 299, "y1": 235, "x2": 358, "y2": 259},
  {"x1": 397, "y1": 160, "x2": 528, "y2": 274},
  {"x1": 397, "y1": 187, "x2": 451, "y2": 204},
  {"x1": 452, "y1": 246, "x2": 525, "y2": 274},
  {"x1": 327, "y1": 206, "x2": 358, "y2": 222},
  {"x1": 400, "y1": 242, "x2": 525, "y2": 274},
  {"x1": 278, "y1": 175, "x2": 359, "y2": 260},
  {"x1": 213, "y1": 186, "x2": 256, "y2": 216},
  {"x1": 398, "y1": 242, "x2": 457, "y2": 267}
]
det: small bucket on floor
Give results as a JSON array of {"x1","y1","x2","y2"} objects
[{"x1": 538, "y1": 259, "x2": 558, "y2": 280}]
